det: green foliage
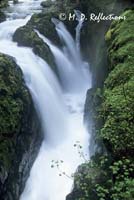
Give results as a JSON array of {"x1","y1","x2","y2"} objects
[
  {"x1": 51, "y1": 159, "x2": 73, "y2": 179},
  {"x1": 67, "y1": 155, "x2": 134, "y2": 200},
  {"x1": 74, "y1": 141, "x2": 88, "y2": 162}
]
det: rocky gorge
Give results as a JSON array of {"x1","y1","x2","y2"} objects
[{"x1": 0, "y1": 0, "x2": 134, "y2": 200}]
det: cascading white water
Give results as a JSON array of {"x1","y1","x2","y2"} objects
[
  {"x1": 35, "y1": 29, "x2": 90, "y2": 93},
  {"x1": 0, "y1": 1, "x2": 92, "y2": 200},
  {"x1": 75, "y1": 10, "x2": 84, "y2": 52},
  {"x1": 5, "y1": 0, "x2": 43, "y2": 19}
]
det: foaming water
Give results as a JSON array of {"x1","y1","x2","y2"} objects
[
  {"x1": 35, "y1": 29, "x2": 89, "y2": 92},
  {"x1": 35, "y1": 18, "x2": 91, "y2": 93},
  {"x1": 75, "y1": 10, "x2": 84, "y2": 52},
  {"x1": 5, "y1": 0, "x2": 43, "y2": 19},
  {"x1": 0, "y1": 1, "x2": 92, "y2": 200}
]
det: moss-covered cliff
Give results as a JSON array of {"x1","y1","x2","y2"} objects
[
  {"x1": 0, "y1": 53, "x2": 42, "y2": 200},
  {"x1": 101, "y1": 9, "x2": 134, "y2": 157},
  {"x1": 67, "y1": 8, "x2": 134, "y2": 200}
]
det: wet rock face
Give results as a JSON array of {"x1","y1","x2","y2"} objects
[{"x1": 0, "y1": 53, "x2": 43, "y2": 200}]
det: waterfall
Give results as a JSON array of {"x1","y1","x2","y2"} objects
[
  {"x1": 53, "y1": 18, "x2": 79, "y2": 66},
  {"x1": 35, "y1": 29, "x2": 90, "y2": 93},
  {"x1": 35, "y1": 17, "x2": 91, "y2": 93},
  {"x1": 75, "y1": 10, "x2": 84, "y2": 52},
  {"x1": 0, "y1": 1, "x2": 92, "y2": 200}
]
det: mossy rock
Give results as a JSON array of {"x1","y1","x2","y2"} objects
[
  {"x1": 0, "y1": 53, "x2": 30, "y2": 173},
  {"x1": 0, "y1": 54, "x2": 30, "y2": 131},
  {"x1": 27, "y1": 9, "x2": 61, "y2": 45},
  {"x1": 99, "y1": 9, "x2": 134, "y2": 157},
  {"x1": 13, "y1": 26, "x2": 55, "y2": 69},
  {"x1": 0, "y1": 53, "x2": 42, "y2": 199}
]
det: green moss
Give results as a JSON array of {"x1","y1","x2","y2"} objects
[
  {"x1": 101, "y1": 81, "x2": 134, "y2": 155},
  {"x1": 0, "y1": 53, "x2": 30, "y2": 172},
  {"x1": 105, "y1": 29, "x2": 113, "y2": 41},
  {"x1": 99, "y1": 10, "x2": 134, "y2": 156},
  {"x1": 13, "y1": 27, "x2": 55, "y2": 67},
  {"x1": 27, "y1": 10, "x2": 60, "y2": 45},
  {"x1": 107, "y1": 10, "x2": 134, "y2": 48}
]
